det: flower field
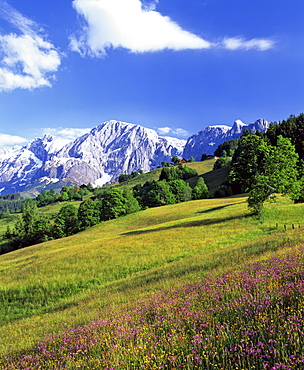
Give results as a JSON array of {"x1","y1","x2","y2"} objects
[{"x1": 3, "y1": 245, "x2": 303, "y2": 370}]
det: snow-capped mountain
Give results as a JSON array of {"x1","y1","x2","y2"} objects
[
  {"x1": 0, "y1": 118, "x2": 274, "y2": 195},
  {"x1": 0, "y1": 120, "x2": 186, "y2": 195},
  {"x1": 183, "y1": 118, "x2": 272, "y2": 160}
]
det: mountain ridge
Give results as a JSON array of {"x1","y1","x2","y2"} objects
[
  {"x1": 0, "y1": 118, "x2": 274, "y2": 195},
  {"x1": 183, "y1": 118, "x2": 273, "y2": 160},
  {"x1": 0, "y1": 120, "x2": 186, "y2": 195}
]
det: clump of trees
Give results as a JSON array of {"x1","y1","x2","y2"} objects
[
  {"x1": 211, "y1": 114, "x2": 304, "y2": 214},
  {"x1": 161, "y1": 156, "x2": 195, "y2": 167},
  {"x1": 134, "y1": 166, "x2": 207, "y2": 208},
  {"x1": 214, "y1": 139, "x2": 239, "y2": 158},
  {"x1": 213, "y1": 155, "x2": 231, "y2": 170},
  {"x1": 118, "y1": 171, "x2": 143, "y2": 184},
  {"x1": 229, "y1": 131, "x2": 300, "y2": 216},
  {"x1": 3, "y1": 164, "x2": 208, "y2": 251},
  {"x1": 0, "y1": 193, "x2": 23, "y2": 215},
  {"x1": 159, "y1": 164, "x2": 198, "y2": 181},
  {"x1": 4, "y1": 187, "x2": 141, "y2": 249},
  {"x1": 36, "y1": 185, "x2": 92, "y2": 207}
]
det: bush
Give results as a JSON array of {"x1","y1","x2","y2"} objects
[{"x1": 214, "y1": 185, "x2": 233, "y2": 198}]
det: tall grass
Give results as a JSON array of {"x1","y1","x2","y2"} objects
[
  {"x1": 0, "y1": 195, "x2": 303, "y2": 359},
  {"x1": 2, "y1": 245, "x2": 303, "y2": 369}
]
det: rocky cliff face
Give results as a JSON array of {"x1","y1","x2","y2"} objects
[
  {"x1": 0, "y1": 118, "x2": 275, "y2": 195},
  {"x1": 0, "y1": 120, "x2": 186, "y2": 195},
  {"x1": 182, "y1": 118, "x2": 273, "y2": 160}
]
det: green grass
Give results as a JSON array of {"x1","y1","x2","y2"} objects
[
  {"x1": 37, "y1": 200, "x2": 83, "y2": 218},
  {"x1": 0, "y1": 194, "x2": 303, "y2": 355},
  {"x1": 117, "y1": 159, "x2": 218, "y2": 189},
  {"x1": 202, "y1": 166, "x2": 230, "y2": 195}
]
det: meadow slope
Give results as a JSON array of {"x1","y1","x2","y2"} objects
[{"x1": 0, "y1": 195, "x2": 303, "y2": 368}]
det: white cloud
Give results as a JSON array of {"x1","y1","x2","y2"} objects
[
  {"x1": 70, "y1": 0, "x2": 211, "y2": 56},
  {"x1": 157, "y1": 126, "x2": 189, "y2": 138},
  {"x1": 70, "y1": 0, "x2": 275, "y2": 56},
  {"x1": 42, "y1": 127, "x2": 91, "y2": 141},
  {"x1": 0, "y1": 1, "x2": 61, "y2": 91},
  {"x1": 222, "y1": 37, "x2": 275, "y2": 51},
  {"x1": 0, "y1": 133, "x2": 27, "y2": 147}
]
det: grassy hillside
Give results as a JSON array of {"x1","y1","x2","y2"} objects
[
  {"x1": 0, "y1": 194, "x2": 303, "y2": 364},
  {"x1": 117, "y1": 159, "x2": 218, "y2": 189}
]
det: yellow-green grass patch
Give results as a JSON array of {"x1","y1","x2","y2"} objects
[{"x1": 0, "y1": 195, "x2": 303, "y2": 354}]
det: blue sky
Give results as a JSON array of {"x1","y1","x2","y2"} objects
[{"x1": 0, "y1": 0, "x2": 303, "y2": 147}]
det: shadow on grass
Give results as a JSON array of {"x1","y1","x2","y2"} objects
[
  {"x1": 122, "y1": 213, "x2": 252, "y2": 236},
  {"x1": 197, "y1": 204, "x2": 233, "y2": 214}
]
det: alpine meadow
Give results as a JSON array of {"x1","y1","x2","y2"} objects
[
  {"x1": 0, "y1": 113, "x2": 304, "y2": 369},
  {"x1": 0, "y1": 0, "x2": 303, "y2": 367}
]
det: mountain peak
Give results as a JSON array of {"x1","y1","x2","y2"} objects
[
  {"x1": 231, "y1": 119, "x2": 247, "y2": 135},
  {"x1": 0, "y1": 120, "x2": 186, "y2": 195},
  {"x1": 183, "y1": 118, "x2": 273, "y2": 159}
]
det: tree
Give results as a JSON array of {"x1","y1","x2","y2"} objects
[
  {"x1": 53, "y1": 204, "x2": 78, "y2": 238},
  {"x1": 229, "y1": 132, "x2": 270, "y2": 193},
  {"x1": 159, "y1": 165, "x2": 198, "y2": 182},
  {"x1": 134, "y1": 180, "x2": 176, "y2": 208},
  {"x1": 247, "y1": 136, "x2": 299, "y2": 216},
  {"x1": 266, "y1": 113, "x2": 304, "y2": 158},
  {"x1": 148, "y1": 180, "x2": 176, "y2": 207},
  {"x1": 168, "y1": 180, "x2": 192, "y2": 203},
  {"x1": 60, "y1": 191, "x2": 69, "y2": 202},
  {"x1": 291, "y1": 159, "x2": 304, "y2": 203},
  {"x1": 20, "y1": 200, "x2": 39, "y2": 236},
  {"x1": 31, "y1": 216, "x2": 51, "y2": 243},
  {"x1": 122, "y1": 188, "x2": 141, "y2": 214},
  {"x1": 36, "y1": 189, "x2": 59, "y2": 207},
  {"x1": 214, "y1": 139, "x2": 239, "y2": 158},
  {"x1": 172, "y1": 155, "x2": 180, "y2": 165},
  {"x1": 192, "y1": 177, "x2": 209, "y2": 199},
  {"x1": 8, "y1": 199, "x2": 51, "y2": 246},
  {"x1": 100, "y1": 188, "x2": 128, "y2": 220},
  {"x1": 118, "y1": 174, "x2": 131, "y2": 183},
  {"x1": 159, "y1": 167, "x2": 179, "y2": 181},
  {"x1": 213, "y1": 157, "x2": 231, "y2": 170},
  {"x1": 78, "y1": 199, "x2": 100, "y2": 229},
  {"x1": 181, "y1": 165, "x2": 198, "y2": 179}
]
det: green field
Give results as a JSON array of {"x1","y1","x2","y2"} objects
[
  {"x1": 0, "y1": 192, "x2": 303, "y2": 362},
  {"x1": 116, "y1": 159, "x2": 217, "y2": 189}
]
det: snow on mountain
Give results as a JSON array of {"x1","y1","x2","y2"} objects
[
  {"x1": 159, "y1": 136, "x2": 187, "y2": 157},
  {"x1": 0, "y1": 118, "x2": 275, "y2": 195},
  {"x1": 0, "y1": 120, "x2": 186, "y2": 195},
  {"x1": 183, "y1": 118, "x2": 273, "y2": 160}
]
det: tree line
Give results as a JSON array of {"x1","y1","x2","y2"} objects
[
  {"x1": 3, "y1": 165, "x2": 208, "y2": 251},
  {"x1": 0, "y1": 193, "x2": 23, "y2": 217}
]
